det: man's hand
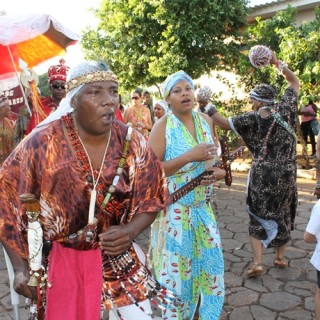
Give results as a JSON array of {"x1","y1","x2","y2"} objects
[
  {"x1": 99, "y1": 226, "x2": 133, "y2": 256},
  {"x1": 14, "y1": 267, "x2": 37, "y2": 299}
]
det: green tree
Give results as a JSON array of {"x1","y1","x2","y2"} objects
[
  {"x1": 81, "y1": 0, "x2": 249, "y2": 91},
  {"x1": 38, "y1": 73, "x2": 50, "y2": 97},
  {"x1": 237, "y1": 6, "x2": 320, "y2": 103}
]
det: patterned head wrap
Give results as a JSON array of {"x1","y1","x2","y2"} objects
[
  {"x1": 162, "y1": 70, "x2": 194, "y2": 99},
  {"x1": 197, "y1": 86, "x2": 213, "y2": 102},
  {"x1": 38, "y1": 60, "x2": 118, "y2": 127},
  {"x1": 154, "y1": 100, "x2": 168, "y2": 112},
  {"x1": 249, "y1": 84, "x2": 276, "y2": 104},
  {"x1": 66, "y1": 61, "x2": 118, "y2": 92}
]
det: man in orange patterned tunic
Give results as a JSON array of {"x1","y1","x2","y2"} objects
[{"x1": 0, "y1": 60, "x2": 169, "y2": 320}]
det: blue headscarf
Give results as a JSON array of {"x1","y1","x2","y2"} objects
[{"x1": 162, "y1": 70, "x2": 194, "y2": 99}]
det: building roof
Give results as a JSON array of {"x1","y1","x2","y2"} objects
[
  {"x1": 250, "y1": 0, "x2": 286, "y2": 9},
  {"x1": 248, "y1": 0, "x2": 320, "y2": 23}
]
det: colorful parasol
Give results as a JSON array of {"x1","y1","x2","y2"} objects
[{"x1": 0, "y1": 13, "x2": 79, "y2": 79}]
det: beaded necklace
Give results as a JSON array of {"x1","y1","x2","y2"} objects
[
  {"x1": 258, "y1": 106, "x2": 296, "y2": 161},
  {"x1": 258, "y1": 119, "x2": 276, "y2": 161},
  {"x1": 77, "y1": 127, "x2": 111, "y2": 225},
  {"x1": 62, "y1": 113, "x2": 133, "y2": 219}
]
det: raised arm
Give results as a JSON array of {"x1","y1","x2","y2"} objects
[{"x1": 270, "y1": 50, "x2": 300, "y2": 94}]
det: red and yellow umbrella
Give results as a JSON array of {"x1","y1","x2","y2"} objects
[{"x1": 0, "y1": 13, "x2": 79, "y2": 79}]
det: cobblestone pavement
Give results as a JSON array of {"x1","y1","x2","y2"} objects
[{"x1": 0, "y1": 171, "x2": 318, "y2": 319}]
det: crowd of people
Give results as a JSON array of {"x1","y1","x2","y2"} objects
[{"x1": 0, "y1": 46, "x2": 319, "y2": 320}]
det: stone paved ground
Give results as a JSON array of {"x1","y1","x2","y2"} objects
[{"x1": 0, "y1": 170, "x2": 318, "y2": 319}]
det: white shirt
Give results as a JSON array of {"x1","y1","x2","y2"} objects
[{"x1": 306, "y1": 199, "x2": 320, "y2": 271}]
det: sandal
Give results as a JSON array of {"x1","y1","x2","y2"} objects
[
  {"x1": 274, "y1": 257, "x2": 288, "y2": 268},
  {"x1": 247, "y1": 263, "x2": 263, "y2": 278}
]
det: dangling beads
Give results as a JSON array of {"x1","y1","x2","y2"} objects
[{"x1": 101, "y1": 126, "x2": 133, "y2": 208}]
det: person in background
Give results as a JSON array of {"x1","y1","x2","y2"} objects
[
  {"x1": 149, "y1": 70, "x2": 225, "y2": 320},
  {"x1": 304, "y1": 200, "x2": 320, "y2": 320},
  {"x1": 314, "y1": 133, "x2": 320, "y2": 199},
  {"x1": 0, "y1": 60, "x2": 170, "y2": 320},
  {"x1": 123, "y1": 88, "x2": 152, "y2": 139},
  {"x1": 115, "y1": 94, "x2": 125, "y2": 123},
  {"x1": 153, "y1": 99, "x2": 168, "y2": 121},
  {"x1": 25, "y1": 59, "x2": 68, "y2": 134},
  {"x1": 142, "y1": 90, "x2": 154, "y2": 123},
  {"x1": 197, "y1": 86, "x2": 220, "y2": 145},
  {"x1": 0, "y1": 94, "x2": 15, "y2": 165},
  {"x1": 202, "y1": 49, "x2": 300, "y2": 278},
  {"x1": 299, "y1": 99, "x2": 318, "y2": 157}
]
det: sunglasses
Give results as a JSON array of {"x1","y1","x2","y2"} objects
[
  {"x1": 131, "y1": 96, "x2": 139, "y2": 100},
  {"x1": 51, "y1": 84, "x2": 66, "y2": 90}
]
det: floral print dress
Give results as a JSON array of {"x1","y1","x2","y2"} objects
[{"x1": 151, "y1": 110, "x2": 224, "y2": 320}]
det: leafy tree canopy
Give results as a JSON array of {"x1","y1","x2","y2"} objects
[
  {"x1": 81, "y1": 0, "x2": 249, "y2": 91},
  {"x1": 38, "y1": 73, "x2": 49, "y2": 97}
]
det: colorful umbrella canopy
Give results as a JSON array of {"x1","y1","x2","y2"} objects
[{"x1": 0, "y1": 13, "x2": 79, "y2": 79}]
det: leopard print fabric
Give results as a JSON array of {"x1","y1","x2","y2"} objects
[{"x1": 0, "y1": 117, "x2": 168, "y2": 257}]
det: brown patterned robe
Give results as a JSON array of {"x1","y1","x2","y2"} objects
[
  {"x1": 0, "y1": 116, "x2": 168, "y2": 308},
  {"x1": 231, "y1": 87, "x2": 298, "y2": 248}
]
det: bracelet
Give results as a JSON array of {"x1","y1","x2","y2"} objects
[
  {"x1": 205, "y1": 104, "x2": 218, "y2": 117},
  {"x1": 274, "y1": 60, "x2": 287, "y2": 73}
]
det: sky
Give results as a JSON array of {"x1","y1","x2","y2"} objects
[{"x1": 1, "y1": 0, "x2": 271, "y2": 75}]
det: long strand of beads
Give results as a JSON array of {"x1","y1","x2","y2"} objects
[
  {"x1": 259, "y1": 119, "x2": 276, "y2": 160},
  {"x1": 101, "y1": 125, "x2": 133, "y2": 208},
  {"x1": 63, "y1": 114, "x2": 132, "y2": 213}
]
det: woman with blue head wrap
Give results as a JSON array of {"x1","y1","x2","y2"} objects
[
  {"x1": 162, "y1": 70, "x2": 194, "y2": 99},
  {"x1": 149, "y1": 70, "x2": 225, "y2": 320}
]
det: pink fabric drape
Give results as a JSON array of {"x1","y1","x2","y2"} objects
[{"x1": 45, "y1": 242, "x2": 103, "y2": 320}]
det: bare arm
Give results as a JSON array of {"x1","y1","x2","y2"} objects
[
  {"x1": 211, "y1": 112, "x2": 231, "y2": 130},
  {"x1": 304, "y1": 231, "x2": 317, "y2": 243},
  {"x1": 270, "y1": 51, "x2": 300, "y2": 94},
  {"x1": 1, "y1": 241, "x2": 35, "y2": 299},
  {"x1": 145, "y1": 109, "x2": 153, "y2": 130}
]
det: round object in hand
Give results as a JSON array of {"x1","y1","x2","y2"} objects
[{"x1": 248, "y1": 45, "x2": 272, "y2": 68}]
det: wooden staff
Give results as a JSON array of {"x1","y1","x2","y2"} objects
[{"x1": 168, "y1": 142, "x2": 246, "y2": 204}]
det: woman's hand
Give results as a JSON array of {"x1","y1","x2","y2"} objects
[
  {"x1": 98, "y1": 225, "x2": 133, "y2": 256},
  {"x1": 201, "y1": 167, "x2": 226, "y2": 186},
  {"x1": 187, "y1": 143, "x2": 218, "y2": 162}
]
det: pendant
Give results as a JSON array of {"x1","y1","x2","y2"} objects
[
  {"x1": 85, "y1": 229, "x2": 94, "y2": 242},
  {"x1": 88, "y1": 188, "x2": 97, "y2": 225},
  {"x1": 85, "y1": 219, "x2": 97, "y2": 242}
]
